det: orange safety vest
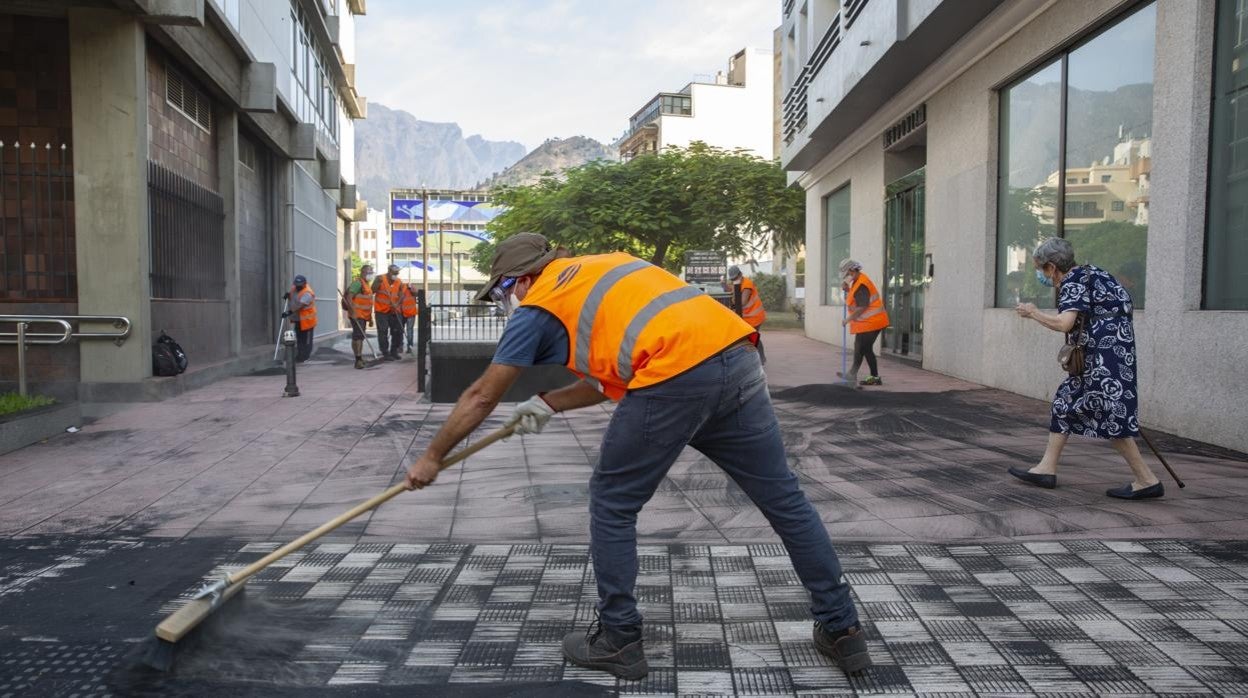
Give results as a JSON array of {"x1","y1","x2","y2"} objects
[
  {"x1": 847, "y1": 272, "x2": 889, "y2": 334},
  {"x1": 290, "y1": 283, "x2": 317, "y2": 331},
  {"x1": 734, "y1": 276, "x2": 767, "y2": 328},
  {"x1": 374, "y1": 275, "x2": 403, "y2": 314},
  {"x1": 350, "y1": 277, "x2": 373, "y2": 320},
  {"x1": 400, "y1": 283, "x2": 418, "y2": 319},
  {"x1": 521, "y1": 253, "x2": 756, "y2": 401}
]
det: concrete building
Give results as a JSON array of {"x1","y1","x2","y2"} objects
[
  {"x1": 352, "y1": 207, "x2": 388, "y2": 269},
  {"x1": 388, "y1": 189, "x2": 498, "y2": 304},
  {"x1": 778, "y1": 0, "x2": 1248, "y2": 451},
  {"x1": 618, "y1": 47, "x2": 775, "y2": 161},
  {"x1": 0, "y1": 0, "x2": 366, "y2": 403}
]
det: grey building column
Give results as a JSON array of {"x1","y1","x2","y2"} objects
[
  {"x1": 217, "y1": 109, "x2": 242, "y2": 358},
  {"x1": 274, "y1": 158, "x2": 295, "y2": 309},
  {"x1": 68, "y1": 8, "x2": 152, "y2": 387}
]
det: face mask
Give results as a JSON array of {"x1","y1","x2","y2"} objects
[
  {"x1": 1035, "y1": 269, "x2": 1054, "y2": 288},
  {"x1": 489, "y1": 277, "x2": 519, "y2": 316},
  {"x1": 363, "y1": 273, "x2": 374, "y2": 282}
]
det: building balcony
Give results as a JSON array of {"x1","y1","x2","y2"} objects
[
  {"x1": 622, "y1": 92, "x2": 693, "y2": 144},
  {"x1": 779, "y1": 0, "x2": 1006, "y2": 172}
]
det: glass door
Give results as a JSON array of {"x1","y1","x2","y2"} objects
[{"x1": 883, "y1": 169, "x2": 926, "y2": 358}]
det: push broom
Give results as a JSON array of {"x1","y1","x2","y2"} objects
[{"x1": 142, "y1": 425, "x2": 516, "y2": 671}]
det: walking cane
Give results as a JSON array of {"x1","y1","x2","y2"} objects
[{"x1": 1139, "y1": 428, "x2": 1185, "y2": 488}]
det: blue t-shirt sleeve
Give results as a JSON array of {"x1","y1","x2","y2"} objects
[{"x1": 492, "y1": 307, "x2": 570, "y2": 367}]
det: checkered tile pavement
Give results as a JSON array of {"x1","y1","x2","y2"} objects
[{"x1": 6, "y1": 538, "x2": 1248, "y2": 695}]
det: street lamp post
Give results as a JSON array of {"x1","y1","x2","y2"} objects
[
  {"x1": 448, "y1": 241, "x2": 459, "y2": 303},
  {"x1": 421, "y1": 188, "x2": 429, "y2": 299}
]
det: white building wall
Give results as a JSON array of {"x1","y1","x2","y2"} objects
[
  {"x1": 237, "y1": 0, "x2": 296, "y2": 107},
  {"x1": 794, "y1": 0, "x2": 1248, "y2": 452},
  {"x1": 659, "y1": 48, "x2": 775, "y2": 160}
]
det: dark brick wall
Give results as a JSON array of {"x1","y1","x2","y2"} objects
[
  {"x1": 151, "y1": 299, "x2": 231, "y2": 366},
  {"x1": 146, "y1": 41, "x2": 217, "y2": 191}
]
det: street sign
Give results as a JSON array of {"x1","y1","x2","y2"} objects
[{"x1": 684, "y1": 250, "x2": 726, "y2": 284}]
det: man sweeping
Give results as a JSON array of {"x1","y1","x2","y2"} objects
[{"x1": 404, "y1": 233, "x2": 870, "y2": 680}]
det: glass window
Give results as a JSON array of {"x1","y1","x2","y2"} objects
[
  {"x1": 1205, "y1": 0, "x2": 1248, "y2": 309},
  {"x1": 823, "y1": 184, "x2": 851, "y2": 305},
  {"x1": 997, "y1": 60, "x2": 1061, "y2": 307},
  {"x1": 996, "y1": 2, "x2": 1155, "y2": 308}
]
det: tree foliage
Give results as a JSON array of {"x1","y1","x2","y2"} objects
[
  {"x1": 752, "y1": 272, "x2": 787, "y2": 311},
  {"x1": 480, "y1": 143, "x2": 804, "y2": 273}
]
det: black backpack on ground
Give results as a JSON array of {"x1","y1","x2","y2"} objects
[{"x1": 153, "y1": 332, "x2": 189, "y2": 376}]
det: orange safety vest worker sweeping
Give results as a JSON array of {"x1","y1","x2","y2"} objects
[
  {"x1": 283, "y1": 275, "x2": 316, "y2": 362},
  {"x1": 840, "y1": 258, "x2": 889, "y2": 386},
  {"x1": 345, "y1": 265, "x2": 375, "y2": 369},
  {"x1": 372, "y1": 265, "x2": 406, "y2": 361},
  {"x1": 403, "y1": 233, "x2": 870, "y2": 681},
  {"x1": 728, "y1": 264, "x2": 767, "y2": 364}
]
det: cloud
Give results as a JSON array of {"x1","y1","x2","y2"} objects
[{"x1": 355, "y1": 0, "x2": 779, "y2": 150}]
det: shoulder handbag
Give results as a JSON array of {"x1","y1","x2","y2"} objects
[{"x1": 1057, "y1": 313, "x2": 1086, "y2": 376}]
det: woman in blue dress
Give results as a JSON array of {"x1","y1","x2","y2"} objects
[{"x1": 1007, "y1": 237, "x2": 1163, "y2": 500}]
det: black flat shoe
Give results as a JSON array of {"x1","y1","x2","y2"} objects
[
  {"x1": 1106, "y1": 482, "x2": 1164, "y2": 500},
  {"x1": 1008, "y1": 467, "x2": 1056, "y2": 489}
]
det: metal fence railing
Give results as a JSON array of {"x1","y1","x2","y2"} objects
[
  {"x1": 427, "y1": 304, "x2": 509, "y2": 342},
  {"x1": 147, "y1": 161, "x2": 226, "y2": 300},
  {"x1": 415, "y1": 298, "x2": 508, "y2": 393},
  {"x1": 0, "y1": 141, "x2": 75, "y2": 301}
]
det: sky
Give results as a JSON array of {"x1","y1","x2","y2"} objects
[{"x1": 354, "y1": 0, "x2": 782, "y2": 152}]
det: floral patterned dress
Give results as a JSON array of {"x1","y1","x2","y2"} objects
[{"x1": 1050, "y1": 265, "x2": 1139, "y2": 439}]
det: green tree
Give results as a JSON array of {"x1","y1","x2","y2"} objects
[
  {"x1": 349, "y1": 251, "x2": 365, "y2": 280},
  {"x1": 486, "y1": 142, "x2": 804, "y2": 272}
]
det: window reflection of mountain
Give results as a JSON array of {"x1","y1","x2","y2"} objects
[{"x1": 1006, "y1": 81, "x2": 1153, "y2": 188}]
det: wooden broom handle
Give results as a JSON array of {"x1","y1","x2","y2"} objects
[{"x1": 227, "y1": 425, "x2": 515, "y2": 585}]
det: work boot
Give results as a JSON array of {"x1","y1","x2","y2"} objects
[
  {"x1": 389, "y1": 351, "x2": 402, "y2": 361},
  {"x1": 352, "y1": 341, "x2": 365, "y2": 370},
  {"x1": 813, "y1": 622, "x2": 872, "y2": 674},
  {"x1": 562, "y1": 620, "x2": 647, "y2": 680}
]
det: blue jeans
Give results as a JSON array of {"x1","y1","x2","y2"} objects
[{"x1": 591, "y1": 345, "x2": 859, "y2": 632}]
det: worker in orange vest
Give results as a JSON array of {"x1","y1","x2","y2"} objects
[
  {"x1": 400, "y1": 280, "x2": 419, "y2": 354},
  {"x1": 404, "y1": 234, "x2": 870, "y2": 681},
  {"x1": 282, "y1": 274, "x2": 317, "y2": 362},
  {"x1": 345, "y1": 264, "x2": 374, "y2": 369},
  {"x1": 372, "y1": 264, "x2": 406, "y2": 361},
  {"x1": 839, "y1": 258, "x2": 889, "y2": 386},
  {"x1": 727, "y1": 265, "x2": 767, "y2": 365}
]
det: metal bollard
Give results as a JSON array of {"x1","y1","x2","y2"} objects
[
  {"x1": 16, "y1": 321, "x2": 28, "y2": 396},
  {"x1": 282, "y1": 328, "x2": 300, "y2": 398}
]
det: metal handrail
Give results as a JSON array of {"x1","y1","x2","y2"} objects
[
  {"x1": 1, "y1": 314, "x2": 132, "y2": 397},
  {"x1": 0, "y1": 317, "x2": 73, "y2": 345},
  {"x1": 0, "y1": 314, "x2": 131, "y2": 346},
  {"x1": 0, "y1": 317, "x2": 72, "y2": 397}
]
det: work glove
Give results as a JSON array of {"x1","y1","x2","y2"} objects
[
  {"x1": 506, "y1": 395, "x2": 556, "y2": 435},
  {"x1": 283, "y1": 292, "x2": 290, "y2": 300},
  {"x1": 281, "y1": 311, "x2": 291, "y2": 318}
]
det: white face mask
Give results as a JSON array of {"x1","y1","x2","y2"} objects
[{"x1": 363, "y1": 272, "x2": 375, "y2": 282}]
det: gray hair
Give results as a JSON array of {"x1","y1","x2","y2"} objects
[
  {"x1": 1032, "y1": 237, "x2": 1076, "y2": 272},
  {"x1": 838, "y1": 258, "x2": 862, "y2": 275}
]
